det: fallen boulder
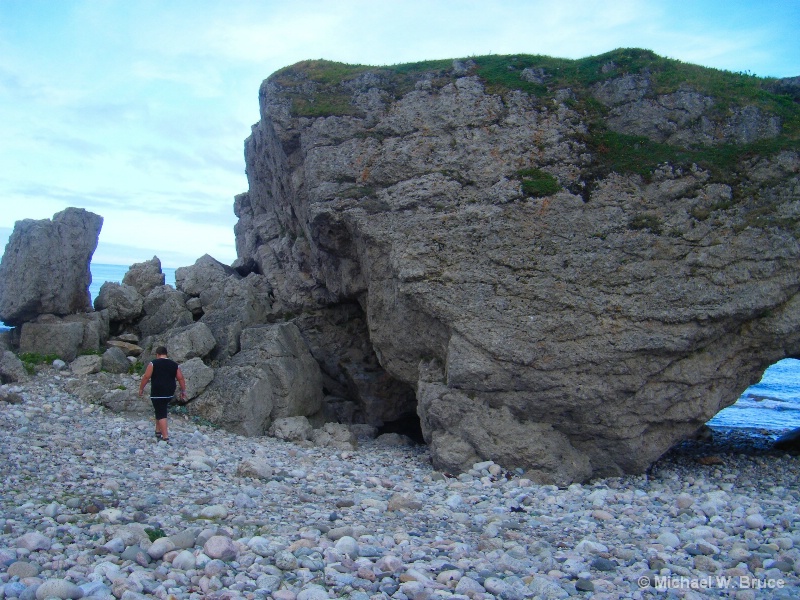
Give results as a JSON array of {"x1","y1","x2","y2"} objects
[
  {"x1": 70, "y1": 354, "x2": 102, "y2": 375},
  {"x1": 122, "y1": 256, "x2": 165, "y2": 297},
  {"x1": 228, "y1": 322, "x2": 322, "y2": 419},
  {"x1": 268, "y1": 416, "x2": 312, "y2": 441},
  {"x1": 94, "y1": 282, "x2": 143, "y2": 324},
  {"x1": 0, "y1": 207, "x2": 102, "y2": 326},
  {"x1": 187, "y1": 366, "x2": 272, "y2": 436},
  {"x1": 101, "y1": 346, "x2": 131, "y2": 374},
  {"x1": 310, "y1": 423, "x2": 358, "y2": 450},
  {"x1": 178, "y1": 357, "x2": 214, "y2": 400},
  {"x1": 138, "y1": 286, "x2": 193, "y2": 339},
  {"x1": 0, "y1": 351, "x2": 28, "y2": 383},
  {"x1": 164, "y1": 322, "x2": 216, "y2": 362},
  {"x1": 19, "y1": 313, "x2": 106, "y2": 362}
]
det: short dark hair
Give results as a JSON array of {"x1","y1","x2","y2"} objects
[{"x1": 155, "y1": 346, "x2": 168, "y2": 356}]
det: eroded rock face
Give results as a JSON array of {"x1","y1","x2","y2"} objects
[
  {"x1": 234, "y1": 58, "x2": 800, "y2": 482},
  {"x1": 0, "y1": 208, "x2": 103, "y2": 326}
]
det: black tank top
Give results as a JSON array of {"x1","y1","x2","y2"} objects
[{"x1": 150, "y1": 358, "x2": 179, "y2": 398}]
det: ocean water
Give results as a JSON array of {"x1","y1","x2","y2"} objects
[
  {"x1": 708, "y1": 358, "x2": 800, "y2": 432},
  {"x1": 2, "y1": 264, "x2": 799, "y2": 433}
]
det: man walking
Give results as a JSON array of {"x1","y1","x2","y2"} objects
[{"x1": 138, "y1": 346, "x2": 186, "y2": 443}]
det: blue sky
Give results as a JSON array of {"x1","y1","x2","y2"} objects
[{"x1": 0, "y1": 0, "x2": 798, "y2": 268}]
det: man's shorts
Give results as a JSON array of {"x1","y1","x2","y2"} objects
[{"x1": 151, "y1": 396, "x2": 172, "y2": 420}]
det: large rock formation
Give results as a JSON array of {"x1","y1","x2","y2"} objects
[
  {"x1": 233, "y1": 49, "x2": 800, "y2": 483},
  {"x1": 0, "y1": 208, "x2": 103, "y2": 326}
]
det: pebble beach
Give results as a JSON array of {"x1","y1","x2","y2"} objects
[{"x1": 1, "y1": 370, "x2": 799, "y2": 600}]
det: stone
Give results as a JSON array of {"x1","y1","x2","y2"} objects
[
  {"x1": 0, "y1": 351, "x2": 29, "y2": 383},
  {"x1": 15, "y1": 531, "x2": 51, "y2": 551},
  {"x1": 34, "y1": 578, "x2": 83, "y2": 599},
  {"x1": 19, "y1": 312, "x2": 106, "y2": 362},
  {"x1": 164, "y1": 322, "x2": 216, "y2": 362},
  {"x1": 351, "y1": 423, "x2": 378, "y2": 440},
  {"x1": 93, "y1": 282, "x2": 143, "y2": 323},
  {"x1": 232, "y1": 322, "x2": 322, "y2": 417},
  {"x1": 70, "y1": 354, "x2": 103, "y2": 375},
  {"x1": 178, "y1": 357, "x2": 215, "y2": 400},
  {"x1": 376, "y1": 432, "x2": 414, "y2": 446},
  {"x1": 147, "y1": 537, "x2": 176, "y2": 559},
  {"x1": 311, "y1": 422, "x2": 358, "y2": 450},
  {"x1": 7, "y1": 561, "x2": 40, "y2": 578},
  {"x1": 236, "y1": 457, "x2": 274, "y2": 479},
  {"x1": 0, "y1": 387, "x2": 24, "y2": 404},
  {"x1": 656, "y1": 532, "x2": 681, "y2": 548},
  {"x1": 745, "y1": 514, "x2": 766, "y2": 530},
  {"x1": 0, "y1": 207, "x2": 102, "y2": 326},
  {"x1": 188, "y1": 366, "x2": 272, "y2": 436},
  {"x1": 137, "y1": 286, "x2": 193, "y2": 339},
  {"x1": 334, "y1": 536, "x2": 359, "y2": 558},
  {"x1": 268, "y1": 416, "x2": 313, "y2": 441},
  {"x1": 296, "y1": 585, "x2": 329, "y2": 600},
  {"x1": 122, "y1": 256, "x2": 165, "y2": 296},
  {"x1": 102, "y1": 346, "x2": 131, "y2": 374},
  {"x1": 387, "y1": 493, "x2": 423, "y2": 512},
  {"x1": 106, "y1": 340, "x2": 143, "y2": 356},
  {"x1": 233, "y1": 58, "x2": 800, "y2": 483},
  {"x1": 172, "y1": 549, "x2": 196, "y2": 570},
  {"x1": 189, "y1": 322, "x2": 323, "y2": 434},
  {"x1": 199, "y1": 504, "x2": 228, "y2": 520},
  {"x1": 98, "y1": 388, "x2": 147, "y2": 414},
  {"x1": 203, "y1": 535, "x2": 238, "y2": 561}
]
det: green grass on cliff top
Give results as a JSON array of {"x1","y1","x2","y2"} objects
[{"x1": 269, "y1": 48, "x2": 799, "y2": 178}]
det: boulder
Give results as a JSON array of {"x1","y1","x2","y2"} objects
[
  {"x1": 175, "y1": 254, "x2": 239, "y2": 302},
  {"x1": 178, "y1": 357, "x2": 215, "y2": 400},
  {"x1": 122, "y1": 256, "x2": 165, "y2": 296},
  {"x1": 0, "y1": 330, "x2": 11, "y2": 351},
  {"x1": 310, "y1": 423, "x2": 358, "y2": 450},
  {"x1": 188, "y1": 366, "x2": 272, "y2": 436},
  {"x1": 106, "y1": 340, "x2": 142, "y2": 356},
  {"x1": 19, "y1": 313, "x2": 106, "y2": 362},
  {"x1": 64, "y1": 372, "x2": 124, "y2": 404},
  {"x1": 235, "y1": 57, "x2": 800, "y2": 482},
  {"x1": 236, "y1": 457, "x2": 274, "y2": 479},
  {"x1": 138, "y1": 286, "x2": 193, "y2": 339},
  {"x1": 99, "y1": 388, "x2": 147, "y2": 414},
  {"x1": 268, "y1": 416, "x2": 312, "y2": 441},
  {"x1": 0, "y1": 351, "x2": 29, "y2": 383},
  {"x1": 70, "y1": 355, "x2": 102, "y2": 375},
  {"x1": 0, "y1": 207, "x2": 102, "y2": 326},
  {"x1": 165, "y1": 322, "x2": 216, "y2": 362},
  {"x1": 101, "y1": 346, "x2": 131, "y2": 374},
  {"x1": 228, "y1": 322, "x2": 323, "y2": 419},
  {"x1": 0, "y1": 387, "x2": 24, "y2": 404},
  {"x1": 93, "y1": 282, "x2": 143, "y2": 323}
]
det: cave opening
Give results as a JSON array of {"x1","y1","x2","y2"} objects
[{"x1": 376, "y1": 411, "x2": 425, "y2": 444}]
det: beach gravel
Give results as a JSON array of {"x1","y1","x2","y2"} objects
[{"x1": 1, "y1": 369, "x2": 799, "y2": 598}]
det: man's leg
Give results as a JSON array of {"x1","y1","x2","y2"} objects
[{"x1": 156, "y1": 417, "x2": 169, "y2": 440}]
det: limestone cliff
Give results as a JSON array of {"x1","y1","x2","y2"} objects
[{"x1": 234, "y1": 49, "x2": 800, "y2": 483}]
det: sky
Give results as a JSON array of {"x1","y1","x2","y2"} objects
[{"x1": 0, "y1": 0, "x2": 798, "y2": 269}]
